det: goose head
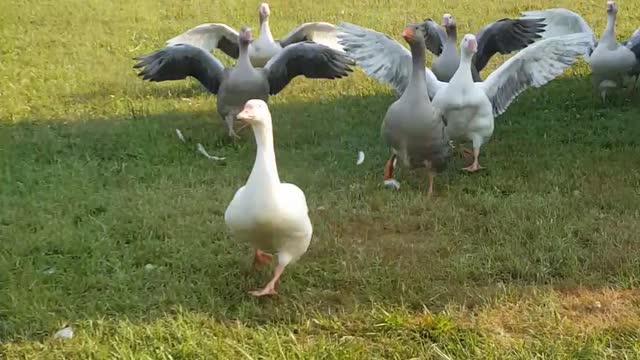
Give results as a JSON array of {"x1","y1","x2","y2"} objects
[
  {"x1": 237, "y1": 99, "x2": 272, "y2": 127},
  {"x1": 606, "y1": 1, "x2": 618, "y2": 15},
  {"x1": 259, "y1": 3, "x2": 271, "y2": 23},
  {"x1": 442, "y1": 14, "x2": 456, "y2": 32},
  {"x1": 460, "y1": 34, "x2": 478, "y2": 57},
  {"x1": 402, "y1": 23, "x2": 427, "y2": 47},
  {"x1": 239, "y1": 26, "x2": 253, "y2": 44}
]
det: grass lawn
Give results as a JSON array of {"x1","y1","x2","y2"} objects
[{"x1": 3, "y1": 0, "x2": 640, "y2": 357}]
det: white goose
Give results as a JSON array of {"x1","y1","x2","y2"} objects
[
  {"x1": 167, "y1": 3, "x2": 342, "y2": 67},
  {"x1": 520, "y1": 1, "x2": 640, "y2": 101},
  {"x1": 338, "y1": 23, "x2": 591, "y2": 172},
  {"x1": 224, "y1": 99, "x2": 312, "y2": 297}
]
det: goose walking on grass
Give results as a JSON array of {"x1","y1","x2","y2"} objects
[
  {"x1": 134, "y1": 26, "x2": 352, "y2": 139},
  {"x1": 423, "y1": 14, "x2": 546, "y2": 82},
  {"x1": 224, "y1": 99, "x2": 312, "y2": 297},
  {"x1": 520, "y1": 1, "x2": 640, "y2": 102},
  {"x1": 166, "y1": 3, "x2": 343, "y2": 67},
  {"x1": 381, "y1": 24, "x2": 450, "y2": 195},
  {"x1": 338, "y1": 22, "x2": 592, "y2": 172}
]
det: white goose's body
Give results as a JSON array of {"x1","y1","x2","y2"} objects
[
  {"x1": 432, "y1": 72, "x2": 494, "y2": 151},
  {"x1": 224, "y1": 99, "x2": 312, "y2": 297},
  {"x1": 225, "y1": 183, "x2": 311, "y2": 258},
  {"x1": 248, "y1": 23, "x2": 283, "y2": 67},
  {"x1": 520, "y1": 2, "x2": 640, "y2": 100},
  {"x1": 590, "y1": 40, "x2": 637, "y2": 81}
]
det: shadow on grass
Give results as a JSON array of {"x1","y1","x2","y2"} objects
[{"x1": 3, "y1": 76, "x2": 640, "y2": 341}]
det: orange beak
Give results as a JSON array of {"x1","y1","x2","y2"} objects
[{"x1": 402, "y1": 27, "x2": 414, "y2": 40}]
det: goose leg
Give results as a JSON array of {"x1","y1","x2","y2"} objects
[
  {"x1": 427, "y1": 171, "x2": 435, "y2": 197},
  {"x1": 249, "y1": 263, "x2": 286, "y2": 297},
  {"x1": 462, "y1": 146, "x2": 483, "y2": 172},
  {"x1": 383, "y1": 154, "x2": 396, "y2": 180},
  {"x1": 225, "y1": 115, "x2": 241, "y2": 139},
  {"x1": 383, "y1": 154, "x2": 400, "y2": 189},
  {"x1": 627, "y1": 75, "x2": 639, "y2": 95},
  {"x1": 252, "y1": 249, "x2": 273, "y2": 270},
  {"x1": 461, "y1": 147, "x2": 474, "y2": 159}
]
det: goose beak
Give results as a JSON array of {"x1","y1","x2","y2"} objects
[
  {"x1": 237, "y1": 109, "x2": 254, "y2": 122},
  {"x1": 402, "y1": 27, "x2": 414, "y2": 41},
  {"x1": 468, "y1": 38, "x2": 478, "y2": 53},
  {"x1": 442, "y1": 14, "x2": 452, "y2": 26},
  {"x1": 259, "y1": 3, "x2": 270, "y2": 17}
]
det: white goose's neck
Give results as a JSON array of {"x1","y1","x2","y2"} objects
[
  {"x1": 450, "y1": 52, "x2": 474, "y2": 84},
  {"x1": 247, "y1": 124, "x2": 280, "y2": 190},
  {"x1": 259, "y1": 19, "x2": 274, "y2": 42},
  {"x1": 601, "y1": 13, "x2": 617, "y2": 44}
]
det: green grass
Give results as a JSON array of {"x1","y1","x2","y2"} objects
[{"x1": 3, "y1": 0, "x2": 640, "y2": 357}]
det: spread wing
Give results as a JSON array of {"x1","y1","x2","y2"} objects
[
  {"x1": 165, "y1": 23, "x2": 240, "y2": 59},
  {"x1": 474, "y1": 18, "x2": 546, "y2": 72},
  {"x1": 263, "y1": 42, "x2": 353, "y2": 95},
  {"x1": 520, "y1": 8, "x2": 596, "y2": 58},
  {"x1": 420, "y1": 18, "x2": 447, "y2": 56},
  {"x1": 278, "y1": 22, "x2": 343, "y2": 52},
  {"x1": 336, "y1": 21, "x2": 446, "y2": 98},
  {"x1": 133, "y1": 44, "x2": 226, "y2": 94},
  {"x1": 480, "y1": 32, "x2": 592, "y2": 116}
]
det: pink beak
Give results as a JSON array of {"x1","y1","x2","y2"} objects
[
  {"x1": 468, "y1": 38, "x2": 478, "y2": 53},
  {"x1": 237, "y1": 108, "x2": 253, "y2": 121}
]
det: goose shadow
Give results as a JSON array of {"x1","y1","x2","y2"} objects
[{"x1": 3, "y1": 76, "x2": 640, "y2": 341}]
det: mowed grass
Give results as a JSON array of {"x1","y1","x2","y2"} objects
[{"x1": 2, "y1": 0, "x2": 640, "y2": 357}]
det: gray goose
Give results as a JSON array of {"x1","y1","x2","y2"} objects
[
  {"x1": 338, "y1": 22, "x2": 591, "y2": 173},
  {"x1": 421, "y1": 14, "x2": 546, "y2": 82},
  {"x1": 134, "y1": 26, "x2": 353, "y2": 139},
  {"x1": 166, "y1": 3, "x2": 342, "y2": 67},
  {"x1": 381, "y1": 24, "x2": 450, "y2": 195}
]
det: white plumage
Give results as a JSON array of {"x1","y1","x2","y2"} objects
[
  {"x1": 520, "y1": 1, "x2": 640, "y2": 101},
  {"x1": 167, "y1": 3, "x2": 343, "y2": 67},
  {"x1": 224, "y1": 99, "x2": 312, "y2": 297}
]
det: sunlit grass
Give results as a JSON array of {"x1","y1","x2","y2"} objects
[{"x1": 2, "y1": 0, "x2": 640, "y2": 357}]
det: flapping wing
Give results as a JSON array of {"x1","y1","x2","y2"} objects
[
  {"x1": 420, "y1": 18, "x2": 447, "y2": 56},
  {"x1": 165, "y1": 23, "x2": 240, "y2": 59},
  {"x1": 336, "y1": 21, "x2": 445, "y2": 98},
  {"x1": 336, "y1": 21, "x2": 412, "y2": 95},
  {"x1": 133, "y1": 44, "x2": 225, "y2": 94},
  {"x1": 625, "y1": 28, "x2": 640, "y2": 61},
  {"x1": 278, "y1": 22, "x2": 343, "y2": 52},
  {"x1": 480, "y1": 32, "x2": 592, "y2": 116},
  {"x1": 520, "y1": 8, "x2": 596, "y2": 58},
  {"x1": 263, "y1": 42, "x2": 353, "y2": 95},
  {"x1": 474, "y1": 18, "x2": 546, "y2": 72}
]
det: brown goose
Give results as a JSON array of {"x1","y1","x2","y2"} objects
[
  {"x1": 381, "y1": 24, "x2": 450, "y2": 195},
  {"x1": 134, "y1": 26, "x2": 353, "y2": 139},
  {"x1": 166, "y1": 3, "x2": 342, "y2": 67}
]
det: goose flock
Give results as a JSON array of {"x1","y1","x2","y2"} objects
[{"x1": 133, "y1": 2, "x2": 639, "y2": 296}]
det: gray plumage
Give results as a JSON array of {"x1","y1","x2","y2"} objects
[
  {"x1": 134, "y1": 26, "x2": 353, "y2": 138},
  {"x1": 422, "y1": 16, "x2": 546, "y2": 81},
  {"x1": 337, "y1": 22, "x2": 414, "y2": 96},
  {"x1": 382, "y1": 24, "x2": 450, "y2": 186},
  {"x1": 625, "y1": 28, "x2": 640, "y2": 79}
]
